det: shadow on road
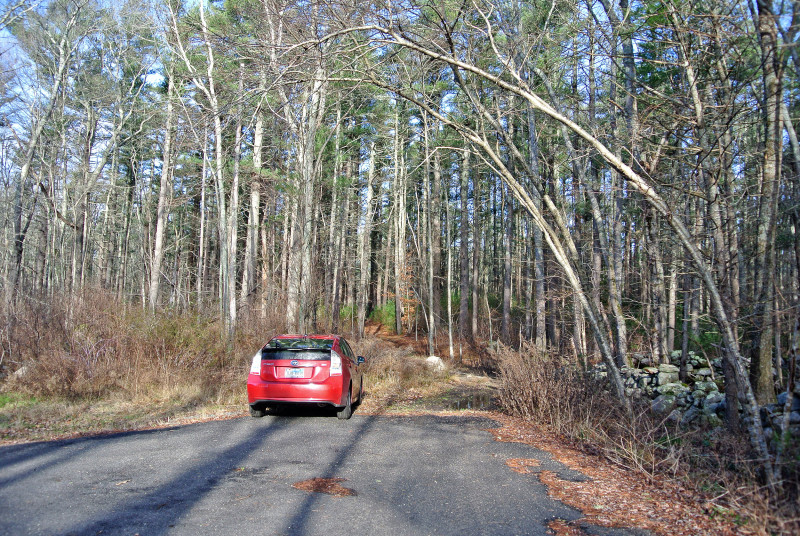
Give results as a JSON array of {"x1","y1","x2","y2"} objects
[
  {"x1": 0, "y1": 426, "x2": 179, "y2": 489},
  {"x1": 57, "y1": 418, "x2": 289, "y2": 535}
]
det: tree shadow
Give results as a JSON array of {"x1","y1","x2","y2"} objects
[
  {"x1": 0, "y1": 426, "x2": 180, "y2": 489},
  {"x1": 54, "y1": 418, "x2": 289, "y2": 535}
]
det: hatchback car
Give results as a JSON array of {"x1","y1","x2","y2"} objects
[{"x1": 247, "y1": 334, "x2": 365, "y2": 419}]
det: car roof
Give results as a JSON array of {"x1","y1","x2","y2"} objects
[{"x1": 271, "y1": 334, "x2": 341, "y2": 340}]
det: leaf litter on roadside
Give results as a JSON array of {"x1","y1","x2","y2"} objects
[{"x1": 488, "y1": 412, "x2": 747, "y2": 536}]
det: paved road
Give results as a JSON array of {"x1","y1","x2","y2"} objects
[{"x1": 0, "y1": 413, "x2": 649, "y2": 536}]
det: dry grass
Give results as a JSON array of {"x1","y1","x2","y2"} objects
[
  {"x1": 0, "y1": 295, "x2": 464, "y2": 442},
  {"x1": 356, "y1": 336, "x2": 454, "y2": 412},
  {"x1": 2, "y1": 292, "x2": 247, "y2": 399},
  {"x1": 0, "y1": 389, "x2": 246, "y2": 444},
  {"x1": 0, "y1": 291, "x2": 268, "y2": 442}
]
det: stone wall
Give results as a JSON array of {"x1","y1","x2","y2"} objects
[{"x1": 591, "y1": 351, "x2": 799, "y2": 448}]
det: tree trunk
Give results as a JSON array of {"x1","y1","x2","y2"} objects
[
  {"x1": 431, "y1": 137, "x2": 443, "y2": 331},
  {"x1": 423, "y1": 111, "x2": 437, "y2": 353},
  {"x1": 749, "y1": 0, "x2": 783, "y2": 404},
  {"x1": 357, "y1": 142, "x2": 376, "y2": 337},
  {"x1": 501, "y1": 183, "x2": 513, "y2": 345},
  {"x1": 148, "y1": 73, "x2": 175, "y2": 310},
  {"x1": 242, "y1": 73, "x2": 267, "y2": 306},
  {"x1": 459, "y1": 147, "x2": 471, "y2": 342},
  {"x1": 471, "y1": 169, "x2": 482, "y2": 343}
]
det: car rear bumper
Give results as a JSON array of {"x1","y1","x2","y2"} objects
[{"x1": 247, "y1": 374, "x2": 345, "y2": 407}]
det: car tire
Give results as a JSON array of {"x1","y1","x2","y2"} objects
[
  {"x1": 336, "y1": 388, "x2": 352, "y2": 420},
  {"x1": 249, "y1": 405, "x2": 266, "y2": 418}
]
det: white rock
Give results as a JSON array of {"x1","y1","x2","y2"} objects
[{"x1": 425, "y1": 355, "x2": 446, "y2": 371}]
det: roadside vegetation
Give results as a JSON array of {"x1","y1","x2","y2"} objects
[
  {"x1": 0, "y1": 292, "x2": 480, "y2": 443},
  {"x1": 497, "y1": 347, "x2": 800, "y2": 535}
]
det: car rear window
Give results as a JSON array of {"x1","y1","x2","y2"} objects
[{"x1": 261, "y1": 338, "x2": 334, "y2": 361}]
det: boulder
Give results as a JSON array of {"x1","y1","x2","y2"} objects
[
  {"x1": 760, "y1": 404, "x2": 779, "y2": 422},
  {"x1": 425, "y1": 355, "x2": 446, "y2": 372},
  {"x1": 657, "y1": 364, "x2": 680, "y2": 385},
  {"x1": 658, "y1": 371, "x2": 680, "y2": 386},
  {"x1": 656, "y1": 382, "x2": 689, "y2": 396},
  {"x1": 652, "y1": 394, "x2": 676, "y2": 414},
  {"x1": 770, "y1": 416, "x2": 786, "y2": 435},
  {"x1": 666, "y1": 409, "x2": 682, "y2": 423},
  {"x1": 695, "y1": 380, "x2": 719, "y2": 393},
  {"x1": 703, "y1": 392, "x2": 724, "y2": 414},
  {"x1": 702, "y1": 414, "x2": 723, "y2": 427},
  {"x1": 681, "y1": 406, "x2": 700, "y2": 425},
  {"x1": 777, "y1": 392, "x2": 800, "y2": 411},
  {"x1": 624, "y1": 377, "x2": 636, "y2": 388}
]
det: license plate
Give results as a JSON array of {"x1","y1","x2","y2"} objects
[{"x1": 285, "y1": 368, "x2": 304, "y2": 378}]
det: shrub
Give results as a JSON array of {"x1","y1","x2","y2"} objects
[
  {"x1": 339, "y1": 304, "x2": 356, "y2": 322},
  {"x1": 2, "y1": 291, "x2": 255, "y2": 403},
  {"x1": 358, "y1": 336, "x2": 448, "y2": 396},
  {"x1": 369, "y1": 301, "x2": 396, "y2": 331},
  {"x1": 497, "y1": 344, "x2": 621, "y2": 438}
]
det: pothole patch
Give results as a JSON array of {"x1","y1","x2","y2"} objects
[{"x1": 292, "y1": 477, "x2": 357, "y2": 497}]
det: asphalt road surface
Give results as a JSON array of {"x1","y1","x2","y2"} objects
[{"x1": 0, "y1": 413, "x2": 650, "y2": 536}]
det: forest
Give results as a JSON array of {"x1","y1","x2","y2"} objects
[{"x1": 1, "y1": 0, "x2": 799, "y2": 524}]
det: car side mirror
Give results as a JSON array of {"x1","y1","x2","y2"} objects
[{"x1": 357, "y1": 356, "x2": 365, "y2": 364}]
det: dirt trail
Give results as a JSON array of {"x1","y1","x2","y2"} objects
[
  {"x1": 362, "y1": 320, "x2": 489, "y2": 368},
  {"x1": 362, "y1": 320, "x2": 430, "y2": 355},
  {"x1": 359, "y1": 320, "x2": 499, "y2": 414}
]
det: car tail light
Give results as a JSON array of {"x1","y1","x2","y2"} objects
[
  {"x1": 330, "y1": 350, "x2": 343, "y2": 375},
  {"x1": 250, "y1": 350, "x2": 262, "y2": 374}
]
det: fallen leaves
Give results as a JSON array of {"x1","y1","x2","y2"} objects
[
  {"x1": 292, "y1": 477, "x2": 357, "y2": 497},
  {"x1": 488, "y1": 412, "x2": 747, "y2": 536},
  {"x1": 547, "y1": 518, "x2": 583, "y2": 536},
  {"x1": 505, "y1": 458, "x2": 541, "y2": 474}
]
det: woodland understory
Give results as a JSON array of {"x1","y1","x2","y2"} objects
[{"x1": 1, "y1": 0, "x2": 800, "y2": 531}]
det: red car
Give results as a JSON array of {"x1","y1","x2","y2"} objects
[{"x1": 247, "y1": 334, "x2": 365, "y2": 420}]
